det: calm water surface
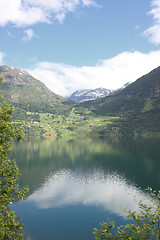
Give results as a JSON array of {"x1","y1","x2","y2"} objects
[{"x1": 12, "y1": 137, "x2": 160, "y2": 240}]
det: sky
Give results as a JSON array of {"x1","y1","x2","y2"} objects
[{"x1": 0, "y1": 0, "x2": 160, "y2": 97}]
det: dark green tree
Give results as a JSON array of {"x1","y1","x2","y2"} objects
[{"x1": 0, "y1": 78, "x2": 28, "y2": 239}]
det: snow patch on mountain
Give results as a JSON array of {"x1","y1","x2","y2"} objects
[
  {"x1": 68, "y1": 84, "x2": 131, "y2": 103},
  {"x1": 68, "y1": 88, "x2": 113, "y2": 103}
]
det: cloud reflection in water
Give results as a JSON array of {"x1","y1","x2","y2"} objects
[{"x1": 27, "y1": 169, "x2": 151, "y2": 217}]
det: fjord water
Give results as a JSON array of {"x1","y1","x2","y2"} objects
[{"x1": 12, "y1": 137, "x2": 160, "y2": 240}]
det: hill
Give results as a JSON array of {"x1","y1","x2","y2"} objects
[
  {"x1": 0, "y1": 66, "x2": 72, "y2": 117},
  {"x1": 1, "y1": 65, "x2": 160, "y2": 138},
  {"x1": 79, "y1": 66, "x2": 160, "y2": 136}
]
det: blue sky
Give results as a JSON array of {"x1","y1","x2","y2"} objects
[{"x1": 0, "y1": 0, "x2": 160, "y2": 96}]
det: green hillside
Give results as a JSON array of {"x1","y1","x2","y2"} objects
[
  {"x1": 79, "y1": 66, "x2": 160, "y2": 136},
  {"x1": 0, "y1": 66, "x2": 72, "y2": 117},
  {"x1": 1, "y1": 65, "x2": 160, "y2": 138}
]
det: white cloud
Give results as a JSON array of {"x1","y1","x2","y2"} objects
[
  {"x1": 82, "y1": 0, "x2": 98, "y2": 7},
  {"x1": 27, "y1": 50, "x2": 160, "y2": 97},
  {"x1": 0, "y1": 0, "x2": 47, "y2": 27},
  {"x1": 143, "y1": 0, "x2": 160, "y2": 45},
  {"x1": 28, "y1": 169, "x2": 151, "y2": 216},
  {"x1": 0, "y1": 0, "x2": 99, "y2": 27},
  {"x1": 22, "y1": 28, "x2": 35, "y2": 42},
  {"x1": 0, "y1": 51, "x2": 5, "y2": 65},
  {"x1": 7, "y1": 31, "x2": 12, "y2": 37}
]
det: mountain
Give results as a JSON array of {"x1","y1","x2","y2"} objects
[
  {"x1": 79, "y1": 66, "x2": 160, "y2": 135},
  {"x1": 1, "y1": 65, "x2": 160, "y2": 137},
  {"x1": 68, "y1": 88, "x2": 113, "y2": 102},
  {"x1": 69, "y1": 83, "x2": 131, "y2": 103},
  {"x1": 111, "y1": 82, "x2": 131, "y2": 94},
  {"x1": 0, "y1": 66, "x2": 72, "y2": 116}
]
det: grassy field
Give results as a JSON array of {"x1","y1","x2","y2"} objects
[{"x1": 16, "y1": 108, "x2": 121, "y2": 140}]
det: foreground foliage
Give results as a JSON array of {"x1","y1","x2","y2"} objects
[
  {"x1": 94, "y1": 188, "x2": 160, "y2": 240},
  {"x1": 0, "y1": 90, "x2": 28, "y2": 239}
]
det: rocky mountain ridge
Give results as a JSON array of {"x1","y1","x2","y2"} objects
[
  {"x1": 68, "y1": 88, "x2": 113, "y2": 102},
  {"x1": 0, "y1": 65, "x2": 72, "y2": 115},
  {"x1": 68, "y1": 83, "x2": 131, "y2": 103}
]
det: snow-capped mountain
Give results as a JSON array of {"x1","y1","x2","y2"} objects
[
  {"x1": 68, "y1": 83, "x2": 131, "y2": 103},
  {"x1": 68, "y1": 88, "x2": 113, "y2": 103},
  {"x1": 112, "y1": 82, "x2": 131, "y2": 94}
]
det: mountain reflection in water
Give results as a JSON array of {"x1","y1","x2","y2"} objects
[
  {"x1": 12, "y1": 137, "x2": 159, "y2": 240},
  {"x1": 14, "y1": 137, "x2": 160, "y2": 193}
]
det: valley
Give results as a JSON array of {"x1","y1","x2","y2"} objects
[
  {"x1": 1, "y1": 65, "x2": 160, "y2": 139},
  {"x1": 15, "y1": 108, "x2": 120, "y2": 140},
  {"x1": 1, "y1": 64, "x2": 160, "y2": 240}
]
